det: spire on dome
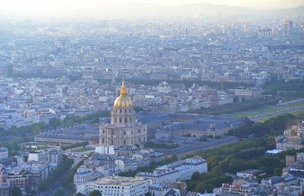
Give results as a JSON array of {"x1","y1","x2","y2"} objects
[{"x1": 120, "y1": 77, "x2": 127, "y2": 95}]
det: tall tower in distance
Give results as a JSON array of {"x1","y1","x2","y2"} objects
[{"x1": 99, "y1": 78, "x2": 147, "y2": 146}]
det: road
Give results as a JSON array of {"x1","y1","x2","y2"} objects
[
  {"x1": 35, "y1": 153, "x2": 83, "y2": 196},
  {"x1": 36, "y1": 168, "x2": 69, "y2": 196}
]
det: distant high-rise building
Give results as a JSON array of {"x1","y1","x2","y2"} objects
[
  {"x1": 280, "y1": 19, "x2": 294, "y2": 36},
  {"x1": 99, "y1": 79, "x2": 147, "y2": 146}
]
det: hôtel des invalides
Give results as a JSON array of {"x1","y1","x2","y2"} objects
[{"x1": 99, "y1": 79, "x2": 148, "y2": 147}]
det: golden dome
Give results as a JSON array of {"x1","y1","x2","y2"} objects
[{"x1": 114, "y1": 78, "x2": 133, "y2": 107}]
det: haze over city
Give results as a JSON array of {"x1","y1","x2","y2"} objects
[
  {"x1": 1, "y1": 0, "x2": 304, "y2": 19},
  {"x1": 0, "y1": 0, "x2": 303, "y2": 196}
]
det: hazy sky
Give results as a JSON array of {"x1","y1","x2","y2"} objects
[{"x1": 0, "y1": 0, "x2": 303, "y2": 18}]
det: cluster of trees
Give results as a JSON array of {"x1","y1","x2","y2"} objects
[
  {"x1": 119, "y1": 155, "x2": 177, "y2": 177},
  {"x1": 127, "y1": 78, "x2": 252, "y2": 90},
  {"x1": 54, "y1": 189, "x2": 65, "y2": 196},
  {"x1": 11, "y1": 187, "x2": 22, "y2": 196},
  {"x1": 0, "y1": 111, "x2": 108, "y2": 154},
  {"x1": 39, "y1": 155, "x2": 74, "y2": 191},
  {"x1": 98, "y1": 78, "x2": 252, "y2": 90},
  {"x1": 188, "y1": 171, "x2": 233, "y2": 193},
  {"x1": 199, "y1": 136, "x2": 208, "y2": 142},
  {"x1": 62, "y1": 142, "x2": 89, "y2": 150},
  {"x1": 144, "y1": 142, "x2": 179, "y2": 149},
  {"x1": 0, "y1": 111, "x2": 108, "y2": 139},
  {"x1": 191, "y1": 98, "x2": 278, "y2": 115},
  {"x1": 263, "y1": 79, "x2": 304, "y2": 99},
  {"x1": 185, "y1": 113, "x2": 302, "y2": 193},
  {"x1": 185, "y1": 136, "x2": 286, "y2": 193},
  {"x1": 228, "y1": 113, "x2": 295, "y2": 138},
  {"x1": 62, "y1": 157, "x2": 88, "y2": 191},
  {"x1": 75, "y1": 190, "x2": 102, "y2": 196},
  {"x1": 198, "y1": 135, "x2": 220, "y2": 141}
]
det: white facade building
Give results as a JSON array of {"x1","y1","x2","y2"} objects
[
  {"x1": 95, "y1": 146, "x2": 115, "y2": 155},
  {"x1": 136, "y1": 156, "x2": 207, "y2": 184},
  {"x1": 74, "y1": 168, "x2": 101, "y2": 186},
  {"x1": 76, "y1": 176, "x2": 150, "y2": 196},
  {"x1": 0, "y1": 148, "x2": 8, "y2": 160}
]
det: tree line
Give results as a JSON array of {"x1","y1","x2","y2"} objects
[{"x1": 184, "y1": 113, "x2": 301, "y2": 193}]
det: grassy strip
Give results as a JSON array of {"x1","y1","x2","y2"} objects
[
  {"x1": 281, "y1": 100, "x2": 304, "y2": 107},
  {"x1": 258, "y1": 110, "x2": 304, "y2": 122},
  {"x1": 62, "y1": 142, "x2": 89, "y2": 150},
  {"x1": 191, "y1": 98, "x2": 279, "y2": 115},
  {"x1": 72, "y1": 147, "x2": 94, "y2": 152}
]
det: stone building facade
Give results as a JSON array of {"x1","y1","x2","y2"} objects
[
  {"x1": 276, "y1": 121, "x2": 304, "y2": 150},
  {"x1": 99, "y1": 79, "x2": 147, "y2": 146}
]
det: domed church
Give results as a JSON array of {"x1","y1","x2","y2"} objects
[{"x1": 99, "y1": 79, "x2": 147, "y2": 146}]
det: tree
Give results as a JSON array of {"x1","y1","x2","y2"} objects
[
  {"x1": 89, "y1": 190, "x2": 101, "y2": 196},
  {"x1": 54, "y1": 189, "x2": 65, "y2": 196},
  {"x1": 191, "y1": 171, "x2": 201, "y2": 181},
  {"x1": 32, "y1": 125, "x2": 42, "y2": 134},
  {"x1": 75, "y1": 193, "x2": 85, "y2": 196},
  {"x1": 193, "y1": 182, "x2": 206, "y2": 193},
  {"x1": 11, "y1": 187, "x2": 22, "y2": 196}
]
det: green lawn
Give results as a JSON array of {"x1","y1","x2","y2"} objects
[
  {"x1": 290, "y1": 109, "x2": 304, "y2": 116},
  {"x1": 258, "y1": 116, "x2": 276, "y2": 122},
  {"x1": 281, "y1": 100, "x2": 304, "y2": 107},
  {"x1": 230, "y1": 99, "x2": 304, "y2": 118},
  {"x1": 231, "y1": 106, "x2": 284, "y2": 117},
  {"x1": 248, "y1": 106, "x2": 284, "y2": 113},
  {"x1": 72, "y1": 147, "x2": 94, "y2": 152},
  {"x1": 229, "y1": 113, "x2": 257, "y2": 117},
  {"x1": 258, "y1": 109, "x2": 304, "y2": 122}
]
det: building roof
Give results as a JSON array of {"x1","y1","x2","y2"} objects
[
  {"x1": 114, "y1": 79, "x2": 133, "y2": 108},
  {"x1": 90, "y1": 176, "x2": 147, "y2": 186}
]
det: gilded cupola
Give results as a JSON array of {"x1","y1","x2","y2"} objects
[{"x1": 113, "y1": 78, "x2": 133, "y2": 107}]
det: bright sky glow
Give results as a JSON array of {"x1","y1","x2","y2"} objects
[{"x1": 0, "y1": 0, "x2": 303, "y2": 18}]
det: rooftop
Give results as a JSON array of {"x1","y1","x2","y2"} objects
[{"x1": 91, "y1": 176, "x2": 147, "y2": 186}]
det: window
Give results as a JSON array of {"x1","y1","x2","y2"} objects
[
  {"x1": 115, "y1": 118, "x2": 117, "y2": 123},
  {"x1": 119, "y1": 118, "x2": 122, "y2": 123},
  {"x1": 124, "y1": 131, "x2": 126, "y2": 135},
  {"x1": 124, "y1": 140, "x2": 126, "y2": 145},
  {"x1": 129, "y1": 117, "x2": 131, "y2": 122},
  {"x1": 120, "y1": 109, "x2": 122, "y2": 113},
  {"x1": 125, "y1": 118, "x2": 127, "y2": 123},
  {"x1": 138, "y1": 129, "x2": 141, "y2": 133},
  {"x1": 102, "y1": 138, "x2": 104, "y2": 143},
  {"x1": 103, "y1": 130, "x2": 105, "y2": 134},
  {"x1": 125, "y1": 109, "x2": 127, "y2": 113}
]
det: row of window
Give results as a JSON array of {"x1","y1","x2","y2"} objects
[
  {"x1": 101, "y1": 137, "x2": 146, "y2": 144},
  {"x1": 115, "y1": 108, "x2": 132, "y2": 113},
  {"x1": 102, "y1": 129, "x2": 146, "y2": 135},
  {"x1": 114, "y1": 117, "x2": 133, "y2": 123}
]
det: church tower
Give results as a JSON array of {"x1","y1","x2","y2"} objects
[{"x1": 99, "y1": 79, "x2": 147, "y2": 146}]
